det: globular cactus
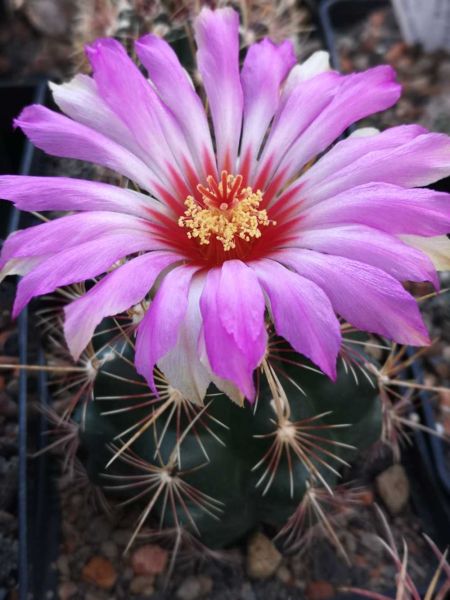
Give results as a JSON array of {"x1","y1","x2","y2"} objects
[{"x1": 74, "y1": 320, "x2": 381, "y2": 550}]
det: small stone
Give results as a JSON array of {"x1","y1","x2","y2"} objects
[
  {"x1": 176, "y1": 575, "x2": 213, "y2": 600},
  {"x1": 385, "y1": 42, "x2": 407, "y2": 64},
  {"x1": 376, "y1": 464, "x2": 410, "y2": 515},
  {"x1": 88, "y1": 516, "x2": 111, "y2": 543},
  {"x1": 305, "y1": 581, "x2": 335, "y2": 600},
  {"x1": 276, "y1": 565, "x2": 292, "y2": 585},
  {"x1": 129, "y1": 575, "x2": 155, "y2": 596},
  {"x1": 130, "y1": 544, "x2": 168, "y2": 576},
  {"x1": 82, "y1": 556, "x2": 117, "y2": 590},
  {"x1": 56, "y1": 555, "x2": 70, "y2": 577},
  {"x1": 58, "y1": 581, "x2": 77, "y2": 600},
  {"x1": 112, "y1": 529, "x2": 132, "y2": 547},
  {"x1": 100, "y1": 541, "x2": 118, "y2": 560},
  {"x1": 246, "y1": 532, "x2": 282, "y2": 580}
]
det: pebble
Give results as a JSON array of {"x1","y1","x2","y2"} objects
[
  {"x1": 246, "y1": 532, "x2": 282, "y2": 580},
  {"x1": 276, "y1": 564, "x2": 292, "y2": 585},
  {"x1": 376, "y1": 464, "x2": 410, "y2": 515},
  {"x1": 305, "y1": 581, "x2": 335, "y2": 600},
  {"x1": 88, "y1": 516, "x2": 111, "y2": 543},
  {"x1": 57, "y1": 581, "x2": 77, "y2": 600},
  {"x1": 176, "y1": 575, "x2": 213, "y2": 600},
  {"x1": 129, "y1": 575, "x2": 155, "y2": 596},
  {"x1": 56, "y1": 555, "x2": 70, "y2": 578},
  {"x1": 82, "y1": 556, "x2": 118, "y2": 590},
  {"x1": 130, "y1": 544, "x2": 168, "y2": 576},
  {"x1": 100, "y1": 540, "x2": 118, "y2": 560},
  {"x1": 112, "y1": 529, "x2": 132, "y2": 547}
]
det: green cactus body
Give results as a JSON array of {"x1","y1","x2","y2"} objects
[{"x1": 79, "y1": 327, "x2": 381, "y2": 549}]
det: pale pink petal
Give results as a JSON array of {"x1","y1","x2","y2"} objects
[
  {"x1": 200, "y1": 260, "x2": 267, "y2": 400},
  {"x1": 0, "y1": 175, "x2": 170, "y2": 219},
  {"x1": 49, "y1": 75, "x2": 151, "y2": 165},
  {"x1": 86, "y1": 38, "x2": 196, "y2": 188},
  {"x1": 401, "y1": 235, "x2": 450, "y2": 271},
  {"x1": 284, "y1": 51, "x2": 331, "y2": 90},
  {"x1": 194, "y1": 7, "x2": 243, "y2": 172},
  {"x1": 275, "y1": 65, "x2": 401, "y2": 186},
  {"x1": 254, "y1": 71, "x2": 340, "y2": 188},
  {"x1": 297, "y1": 129, "x2": 450, "y2": 206},
  {"x1": 157, "y1": 273, "x2": 243, "y2": 406},
  {"x1": 13, "y1": 232, "x2": 159, "y2": 317},
  {"x1": 258, "y1": 66, "x2": 400, "y2": 189},
  {"x1": 0, "y1": 211, "x2": 156, "y2": 268},
  {"x1": 301, "y1": 183, "x2": 450, "y2": 238},
  {"x1": 135, "y1": 265, "x2": 199, "y2": 392},
  {"x1": 135, "y1": 34, "x2": 216, "y2": 178},
  {"x1": 251, "y1": 259, "x2": 341, "y2": 379},
  {"x1": 0, "y1": 256, "x2": 47, "y2": 284},
  {"x1": 294, "y1": 224, "x2": 438, "y2": 287},
  {"x1": 64, "y1": 251, "x2": 180, "y2": 360},
  {"x1": 276, "y1": 249, "x2": 430, "y2": 346},
  {"x1": 240, "y1": 38, "x2": 295, "y2": 171},
  {"x1": 14, "y1": 105, "x2": 157, "y2": 194}
]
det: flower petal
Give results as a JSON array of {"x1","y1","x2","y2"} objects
[
  {"x1": 0, "y1": 211, "x2": 156, "y2": 268},
  {"x1": 275, "y1": 65, "x2": 401, "y2": 185},
  {"x1": 194, "y1": 7, "x2": 243, "y2": 172},
  {"x1": 294, "y1": 224, "x2": 439, "y2": 287},
  {"x1": 86, "y1": 38, "x2": 195, "y2": 188},
  {"x1": 64, "y1": 251, "x2": 181, "y2": 360},
  {"x1": 301, "y1": 183, "x2": 450, "y2": 238},
  {"x1": 135, "y1": 265, "x2": 199, "y2": 392},
  {"x1": 200, "y1": 260, "x2": 267, "y2": 400},
  {"x1": 263, "y1": 66, "x2": 400, "y2": 189},
  {"x1": 401, "y1": 235, "x2": 450, "y2": 271},
  {"x1": 135, "y1": 34, "x2": 216, "y2": 179},
  {"x1": 297, "y1": 128, "x2": 450, "y2": 206},
  {"x1": 0, "y1": 175, "x2": 170, "y2": 219},
  {"x1": 251, "y1": 259, "x2": 341, "y2": 379},
  {"x1": 240, "y1": 38, "x2": 295, "y2": 172},
  {"x1": 276, "y1": 249, "x2": 430, "y2": 346},
  {"x1": 14, "y1": 105, "x2": 157, "y2": 194},
  {"x1": 49, "y1": 75, "x2": 151, "y2": 165},
  {"x1": 157, "y1": 273, "x2": 244, "y2": 406},
  {"x1": 13, "y1": 232, "x2": 159, "y2": 317}
]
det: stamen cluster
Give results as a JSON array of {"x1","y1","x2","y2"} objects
[{"x1": 179, "y1": 171, "x2": 274, "y2": 251}]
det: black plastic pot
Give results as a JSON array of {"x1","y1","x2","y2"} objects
[{"x1": 318, "y1": 0, "x2": 450, "y2": 547}]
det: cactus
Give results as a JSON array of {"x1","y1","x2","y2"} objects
[{"x1": 71, "y1": 319, "x2": 381, "y2": 550}]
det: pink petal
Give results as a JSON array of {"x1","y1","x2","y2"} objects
[
  {"x1": 298, "y1": 128, "x2": 450, "y2": 206},
  {"x1": 86, "y1": 38, "x2": 196, "y2": 189},
  {"x1": 276, "y1": 249, "x2": 430, "y2": 346},
  {"x1": 135, "y1": 265, "x2": 199, "y2": 392},
  {"x1": 255, "y1": 70, "x2": 340, "y2": 188},
  {"x1": 240, "y1": 38, "x2": 296, "y2": 171},
  {"x1": 194, "y1": 7, "x2": 243, "y2": 172},
  {"x1": 251, "y1": 259, "x2": 341, "y2": 379},
  {"x1": 277, "y1": 65, "x2": 401, "y2": 185},
  {"x1": 64, "y1": 251, "x2": 181, "y2": 360},
  {"x1": 157, "y1": 273, "x2": 243, "y2": 406},
  {"x1": 13, "y1": 232, "x2": 159, "y2": 317},
  {"x1": 0, "y1": 175, "x2": 170, "y2": 219},
  {"x1": 301, "y1": 183, "x2": 450, "y2": 238},
  {"x1": 402, "y1": 235, "x2": 450, "y2": 271},
  {"x1": 14, "y1": 105, "x2": 157, "y2": 194},
  {"x1": 135, "y1": 34, "x2": 216, "y2": 179},
  {"x1": 49, "y1": 75, "x2": 153, "y2": 167},
  {"x1": 0, "y1": 211, "x2": 156, "y2": 268},
  {"x1": 200, "y1": 260, "x2": 267, "y2": 401},
  {"x1": 294, "y1": 224, "x2": 439, "y2": 288}
]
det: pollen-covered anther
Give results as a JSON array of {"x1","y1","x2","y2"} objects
[{"x1": 178, "y1": 170, "x2": 275, "y2": 251}]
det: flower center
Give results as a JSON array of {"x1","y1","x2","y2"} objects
[{"x1": 178, "y1": 171, "x2": 275, "y2": 252}]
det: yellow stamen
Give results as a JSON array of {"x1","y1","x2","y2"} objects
[{"x1": 178, "y1": 172, "x2": 275, "y2": 251}]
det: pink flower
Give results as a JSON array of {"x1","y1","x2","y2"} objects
[{"x1": 1, "y1": 7, "x2": 450, "y2": 404}]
